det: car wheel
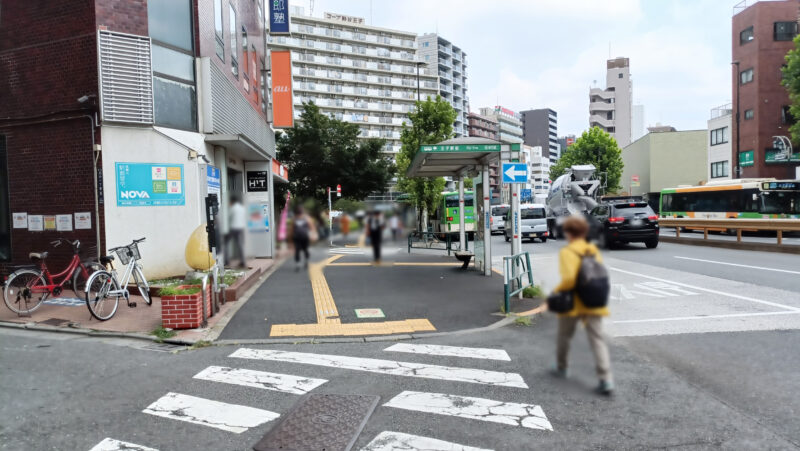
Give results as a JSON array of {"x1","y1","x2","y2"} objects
[
  {"x1": 540, "y1": 237, "x2": 547, "y2": 243},
  {"x1": 645, "y1": 238, "x2": 659, "y2": 249},
  {"x1": 597, "y1": 232, "x2": 608, "y2": 249}
]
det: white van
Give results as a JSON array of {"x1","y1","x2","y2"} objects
[
  {"x1": 504, "y1": 203, "x2": 549, "y2": 242},
  {"x1": 490, "y1": 204, "x2": 509, "y2": 234}
]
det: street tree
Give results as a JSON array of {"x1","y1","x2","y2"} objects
[
  {"x1": 549, "y1": 126, "x2": 624, "y2": 193},
  {"x1": 781, "y1": 35, "x2": 800, "y2": 144},
  {"x1": 277, "y1": 102, "x2": 395, "y2": 203},
  {"x1": 395, "y1": 96, "x2": 458, "y2": 229}
]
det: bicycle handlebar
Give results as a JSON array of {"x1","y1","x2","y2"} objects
[
  {"x1": 50, "y1": 238, "x2": 80, "y2": 251},
  {"x1": 108, "y1": 238, "x2": 146, "y2": 252}
]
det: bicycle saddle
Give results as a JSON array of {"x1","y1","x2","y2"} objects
[
  {"x1": 29, "y1": 252, "x2": 48, "y2": 261},
  {"x1": 100, "y1": 255, "x2": 115, "y2": 265}
]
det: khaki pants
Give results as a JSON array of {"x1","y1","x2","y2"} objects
[{"x1": 557, "y1": 315, "x2": 612, "y2": 383}]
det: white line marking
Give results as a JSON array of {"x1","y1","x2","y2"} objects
[
  {"x1": 229, "y1": 349, "x2": 528, "y2": 388},
  {"x1": 613, "y1": 310, "x2": 800, "y2": 324},
  {"x1": 608, "y1": 266, "x2": 800, "y2": 312},
  {"x1": 383, "y1": 391, "x2": 552, "y2": 431},
  {"x1": 142, "y1": 392, "x2": 279, "y2": 433},
  {"x1": 674, "y1": 256, "x2": 800, "y2": 275},
  {"x1": 89, "y1": 438, "x2": 158, "y2": 451},
  {"x1": 361, "y1": 431, "x2": 492, "y2": 451},
  {"x1": 193, "y1": 366, "x2": 327, "y2": 395},
  {"x1": 383, "y1": 343, "x2": 511, "y2": 361}
]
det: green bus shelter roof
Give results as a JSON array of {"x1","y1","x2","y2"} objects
[{"x1": 406, "y1": 138, "x2": 520, "y2": 178}]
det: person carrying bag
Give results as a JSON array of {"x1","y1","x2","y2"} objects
[{"x1": 547, "y1": 215, "x2": 613, "y2": 395}]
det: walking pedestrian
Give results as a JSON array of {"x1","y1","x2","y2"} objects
[
  {"x1": 389, "y1": 214, "x2": 400, "y2": 242},
  {"x1": 340, "y1": 214, "x2": 350, "y2": 240},
  {"x1": 292, "y1": 205, "x2": 312, "y2": 270},
  {"x1": 550, "y1": 215, "x2": 613, "y2": 395},
  {"x1": 228, "y1": 193, "x2": 247, "y2": 269},
  {"x1": 367, "y1": 211, "x2": 384, "y2": 263}
]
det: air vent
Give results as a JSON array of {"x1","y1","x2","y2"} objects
[{"x1": 98, "y1": 30, "x2": 154, "y2": 124}]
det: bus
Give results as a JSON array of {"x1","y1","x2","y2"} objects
[
  {"x1": 659, "y1": 180, "x2": 800, "y2": 221},
  {"x1": 432, "y1": 191, "x2": 475, "y2": 235}
]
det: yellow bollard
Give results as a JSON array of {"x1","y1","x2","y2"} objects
[{"x1": 185, "y1": 223, "x2": 215, "y2": 270}]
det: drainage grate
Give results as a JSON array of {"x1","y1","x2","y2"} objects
[
  {"x1": 38, "y1": 318, "x2": 70, "y2": 327},
  {"x1": 253, "y1": 394, "x2": 379, "y2": 451},
  {"x1": 139, "y1": 343, "x2": 186, "y2": 353}
]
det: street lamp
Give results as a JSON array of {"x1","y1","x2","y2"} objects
[{"x1": 732, "y1": 61, "x2": 741, "y2": 177}]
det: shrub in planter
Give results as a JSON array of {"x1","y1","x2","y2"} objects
[{"x1": 160, "y1": 284, "x2": 211, "y2": 330}]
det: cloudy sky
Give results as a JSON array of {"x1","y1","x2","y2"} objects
[{"x1": 300, "y1": 0, "x2": 735, "y2": 137}]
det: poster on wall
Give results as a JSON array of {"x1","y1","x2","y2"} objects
[
  {"x1": 44, "y1": 215, "x2": 56, "y2": 231},
  {"x1": 246, "y1": 171, "x2": 269, "y2": 192},
  {"x1": 270, "y1": 50, "x2": 294, "y2": 128},
  {"x1": 268, "y1": 0, "x2": 291, "y2": 34},
  {"x1": 28, "y1": 215, "x2": 43, "y2": 231},
  {"x1": 116, "y1": 162, "x2": 185, "y2": 206},
  {"x1": 56, "y1": 214, "x2": 73, "y2": 231},
  {"x1": 12, "y1": 213, "x2": 27, "y2": 229},
  {"x1": 75, "y1": 212, "x2": 92, "y2": 229},
  {"x1": 247, "y1": 203, "x2": 270, "y2": 233}
]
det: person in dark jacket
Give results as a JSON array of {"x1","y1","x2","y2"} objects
[
  {"x1": 292, "y1": 206, "x2": 311, "y2": 270},
  {"x1": 367, "y1": 211, "x2": 384, "y2": 263}
]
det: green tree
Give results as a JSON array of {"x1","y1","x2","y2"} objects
[
  {"x1": 549, "y1": 126, "x2": 624, "y2": 192},
  {"x1": 395, "y1": 96, "x2": 458, "y2": 229},
  {"x1": 781, "y1": 35, "x2": 800, "y2": 144},
  {"x1": 277, "y1": 102, "x2": 395, "y2": 202}
]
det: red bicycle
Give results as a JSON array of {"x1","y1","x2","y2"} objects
[{"x1": 3, "y1": 238, "x2": 103, "y2": 315}]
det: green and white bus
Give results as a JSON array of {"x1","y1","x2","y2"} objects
[
  {"x1": 660, "y1": 180, "x2": 800, "y2": 220},
  {"x1": 432, "y1": 191, "x2": 476, "y2": 235}
]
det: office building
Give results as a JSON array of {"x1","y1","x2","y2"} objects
[
  {"x1": 622, "y1": 129, "x2": 707, "y2": 198},
  {"x1": 590, "y1": 57, "x2": 633, "y2": 147},
  {"x1": 467, "y1": 112, "x2": 501, "y2": 203},
  {"x1": 708, "y1": 104, "x2": 733, "y2": 181},
  {"x1": 479, "y1": 106, "x2": 524, "y2": 144},
  {"x1": 0, "y1": 0, "x2": 278, "y2": 277},
  {"x1": 732, "y1": 0, "x2": 799, "y2": 179},
  {"x1": 520, "y1": 108, "x2": 559, "y2": 164},
  {"x1": 268, "y1": 10, "x2": 439, "y2": 157},
  {"x1": 557, "y1": 135, "x2": 576, "y2": 157},
  {"x1": 417, "y1": 33, "x2": 470, "y2": 137}
]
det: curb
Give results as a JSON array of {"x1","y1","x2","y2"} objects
[{"x1": 659, "y1": 236, "x2": 800, "y2": 254}]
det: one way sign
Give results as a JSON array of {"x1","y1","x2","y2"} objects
[{"x1": 502, "y1": 163, "x2": 528, "y2": 184}]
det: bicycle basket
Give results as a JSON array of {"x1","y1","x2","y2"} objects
[
  {"x1": 115, "y1": 247, "x2": 132, "y2": 265},
  {"x1": 127, "y1": 242, "x2": 141, "y2": 261}
]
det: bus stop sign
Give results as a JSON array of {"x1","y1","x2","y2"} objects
[{"x1": 502, "y1": 163, "x2": 528, "y2": 184}]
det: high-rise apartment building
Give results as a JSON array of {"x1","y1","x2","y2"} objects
[
  {"x1": 479, "y1": 106, "x2": 524, "y2": 144},
  {"x1": 708, "y1": 103, "x2": 733, "y2": 181},
  {"x1": 731, "y1": 0, "x2": 799, "y2": 179},
  {"x1": 524, "y1": 145, "x2": 552, "y2": 198},
  {"x1": 589, "y1": 57, "x2": 633, "y2": 147},
  {"x1": 268, "y1": 10, "x2": 439, "y2": 156},
  {"x1": 520, "y1": 109, "x2": 558, "y2": 164},
  {"x1": 467, "y1": 112, "x2": 501, "y2": 202},
  {"x1": 417, "y1": 34, "x2": 470, "y2": 137}
]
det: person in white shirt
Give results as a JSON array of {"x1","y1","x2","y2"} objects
[
  {"x1": 228, "y1": 193, "x2": 247, "y2": 268},
  {"x1": 389, "y1": 214, "x2": 400, "y2": 242}
]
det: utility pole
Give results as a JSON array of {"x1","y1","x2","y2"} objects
[{"x1": 732, "y1": 61, "x2": 741, "y2": 178}]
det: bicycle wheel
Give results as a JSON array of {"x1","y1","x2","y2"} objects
[
  {"x1": 3, "y1": 269, "x2": 48, "y2": 315},
  {"x1": 85, "y1": 270, "x2": 120, "y2": 321},
  {"x1": 72, "y1": 262, "x2": 103, "y2": 297},
  {"x1": 133, "y1": 264, "x2": 152, "y2": 306}
]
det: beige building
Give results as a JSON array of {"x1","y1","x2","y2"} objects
[
  {"x1": 590, "y1": 57, "x2": 633, "y2": 147},
  {"x1": 621, "y1": 129, "x2": 707, "y2": 197}
]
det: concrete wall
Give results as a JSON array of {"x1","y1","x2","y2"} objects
[
  {"x1": 621, "y1": 134, "x2": 652, "y2": 196},
  {"x1": 622, "y1": 130, "x2": 707, "y2": 195}
]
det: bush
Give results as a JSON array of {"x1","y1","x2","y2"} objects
[
  {"x1": 158, "y1": 285, "x2": 201, "y2": 296},
  {"x1": 522, "y1": 285, "x2": 543, "y2": 298}
]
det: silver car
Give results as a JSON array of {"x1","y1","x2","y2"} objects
[
  {"x1": 504, "y1": 204, "x2": 549, "y2": 243},
  {"x1": 490, "y1": 204, "x2": 509, "y2": 234}
]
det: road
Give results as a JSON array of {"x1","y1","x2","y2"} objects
[{"x1": 1, "y1": 235, "x2": 799, "y2": 450}]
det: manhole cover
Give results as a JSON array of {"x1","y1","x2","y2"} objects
[
  {"x1": 253, "y1": 394, "x2": 379, "y2": 451},
  {"x1": 38, "y1": 318, "x2": 70, "y2": 327},
  {"x1": 139, "y1": 343, "x2": 186, "y2": 352}
]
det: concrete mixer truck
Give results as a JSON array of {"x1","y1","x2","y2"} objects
[{"x1": 545, "y1": 164, "x2": 601, "y2": 239}]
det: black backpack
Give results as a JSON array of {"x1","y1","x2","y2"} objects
[{"x1": 573, "y1": 249, "x2": 610, "y2": 308}]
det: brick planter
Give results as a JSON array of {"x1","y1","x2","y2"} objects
[{"x1": 161, "y1": 284, "x2": 212, "y2": 330}]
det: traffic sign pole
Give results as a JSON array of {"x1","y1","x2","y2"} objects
[
  {"x1": 328, "y1": 187, "x2": 333, "y2": 246},
  {"x1": 458, "y1": 177, "x2": 466, "y2": 251}
]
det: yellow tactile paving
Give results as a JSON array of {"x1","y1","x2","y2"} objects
[
  {"x1": 309, "y1": 255, "x2": 343, "y2": 324},
  {"x1": 393, "y1": 262, "x2": 463, "y2": 266},
  {"x1": 269, "y1": 318, "x2": 436, "y2": 337}
]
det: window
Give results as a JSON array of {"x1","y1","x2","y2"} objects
[
  {"x1": 229, "y1": 4, "x2": 238, "y2": 77},
  {"x1": 782, "y1": 106, "x2": 795, "y2": 125},
  {"x1": 0, "y1": 136, "x2": 9, "y2": 261},
  {"x1": 774, "y1": 21, "x2": 798, "y2": 41},
  {"x1": 148, "y1": 0, "x2": 197, "y2": 131},
  {"x1": 214, "y1": 0, "x2": 224, "y2": 60},
  {"x1": 241, "y1": 26, "x2": 249, "y2": 90},
  {"x1": 618, "y1": 73, "x2": 623, "y2": 78},
  {"x1": 745, "y1": 109, "x2": 754, "y2": 120},
  {"x1": 423, "y1": 42, "x2": 429, "y2": 47},
  {"x1": 740, "y1": 26, "x2": 754, "y2": 44},
  {"x1": 710, "y1": 127, "x2": 728, "y2": 146},
  {"x1": 711, "y1": 161, "x2": 729, "y2": 178},
  {"x1": 739, "y1": 68, "x2": 753, "y2": 85}
]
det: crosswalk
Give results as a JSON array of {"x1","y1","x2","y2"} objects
[
  {"x1": 89, "y1": 342, "x2": 550, "y2": 450},
  {"x1": 330, "y1": 246, "x2": 366, "y2": 255}
]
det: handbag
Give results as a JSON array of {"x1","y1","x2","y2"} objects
[{"x1": 547, "y1": 290, "x2": 574, "y2": 314}]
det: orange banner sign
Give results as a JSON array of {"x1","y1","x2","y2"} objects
[{"x1": 271, "y1": 50, "x2": 294, "y2": 128}]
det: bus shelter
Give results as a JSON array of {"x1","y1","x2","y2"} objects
[{"x1": 406, "y1": 137, "x2": 521, "y2": 276}]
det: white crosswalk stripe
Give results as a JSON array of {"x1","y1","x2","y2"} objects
[
  {"x1": 361, "y1": 431, "x2": 493, "y2": 451},
  {"x1": 229, "y1": 348, "x2": 528, "y2": 388},
  {"x1": 384, "y1": 343, "x2": 511, "y2": 361},
  {"x1": 384, "y1": 391, "x2": 553, "y2": 431},
  {"x1": 193, "y1": 366, "x2": 328, "y2": 395},
  {"x1": 88, "y1": 438, "x2": 158, "y2": 451},
  {"x1": 330, "y1": 247, "x2": 365, "y2": 254},
  {"x1": 142, "y1": 392, "x2": 279, "y2": 433}
]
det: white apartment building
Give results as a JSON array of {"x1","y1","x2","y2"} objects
[
  {"x1": 708, "y1": 104, "x2": 733, "y2": 181},
  {"x1": 267, "y1": 11, "x2": 439, "y2": 156},
  {"x1": 416, "y1": 33, "x2": 470, "y2": 136},
  {"x1": 525, "y1": 145, "x2": 551, "y2": 197},
  {"x1": 479, "y1": 106, "x2": 524, "y2": 144},
  {"x1": 589, "y1": 57, "x2": 633, "y2": 147}
]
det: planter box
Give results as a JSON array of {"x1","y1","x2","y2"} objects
[{"x1": 161, "y1": 284, "x2": 212, "y2": 330}]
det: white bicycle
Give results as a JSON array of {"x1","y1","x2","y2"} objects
[{"x1": 85, "y1": 238, "x2": 151, "y2": 321}]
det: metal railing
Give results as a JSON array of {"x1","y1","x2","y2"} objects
[
  {"x1": 659, "y1": 218, "x2": 800, "y2": 245},
  {"x1": 502, "y1": 252, "x2": 533, "y2": 313},
  {"x1": 407, "y1": 232, "x2": 468, "y2": 256}
]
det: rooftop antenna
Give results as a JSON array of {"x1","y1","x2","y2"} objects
[
  {"x1": 370, "y1": 0, "x2": 373, "y2": 25},
  {"x1": 309, "y1": 0, "x2": 314, "y2": 16}
]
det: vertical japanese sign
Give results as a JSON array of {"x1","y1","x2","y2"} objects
[
  {"x1": 271, "y1": 50, "x2": 294, "y2": 128},
  {"x1": 116, "y1": 163, "x2": 185, "y2": 206},
  {"x1": 206, "y1": 166, "x2": 221, "y2": 196},
  {"x1": 269, "y1": 0, "x2": 290, "y2": 34}
]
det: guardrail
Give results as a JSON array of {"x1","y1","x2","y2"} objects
[
  {"x1": 502, "y1": 252, "x2": 533, "y2": 313},
  {"x1": 407, "y1": 232, "x2": 468, "y2": 256},
  {"x1": 659, "y1": 218, "x2": 800, "y2": 245}
]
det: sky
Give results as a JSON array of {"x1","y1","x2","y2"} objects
[{"x1": 298, "y1": 0, "x2": 735, "y2": 138}]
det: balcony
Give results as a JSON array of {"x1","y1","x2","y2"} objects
[
  {"x1": 589, "y1": 101, "x2": 614, "y2": 112},
  {"x1": 589, "y1": 114, "x2": 614, "y2": 128},
  {"x1": 589, "y1": 87, "x2": 615, "y2": 100}
]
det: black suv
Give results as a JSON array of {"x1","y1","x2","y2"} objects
[{"x1": 589, "y1": 201, "x2": 659, "y2": 249}]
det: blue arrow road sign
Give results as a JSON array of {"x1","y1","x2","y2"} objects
[{"x1": 502, "y1": 163, "x2": 528, "y2": 184}]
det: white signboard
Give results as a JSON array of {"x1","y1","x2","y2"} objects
[
  {"x1": 74, "y1": 212, "x2": 92, "y2": 230},
  {"x1": 12, "y1": 212, "x2": 27, "y2": 229},
  {"x1": 28, "y1": 215, "x2": 44, "y2": 232},
  {"x1": 56, "y1": 214, "x2": 73, "y2": 231}
]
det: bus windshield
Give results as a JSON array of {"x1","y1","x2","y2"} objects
[
  {"x1": 445, "y1": 195, "x2": 474, "y2": 207},
  {"x1": 761, "y1": 191, "x2": 800, "y2": 214},
  {"x1": 521, "y1": 207, "x2": 546, "y2": 219}
]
